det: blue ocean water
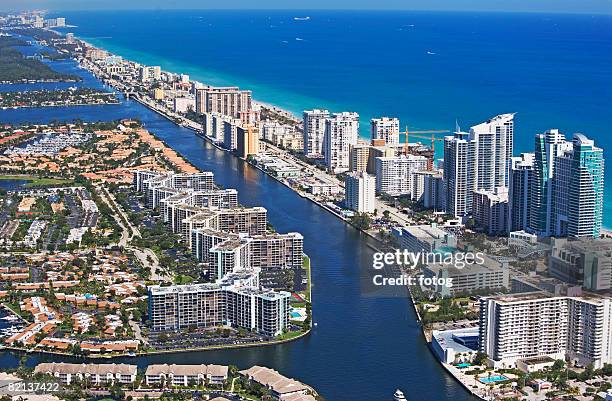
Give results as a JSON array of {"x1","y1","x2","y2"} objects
[{"x1": 54, "y1": 9, "x2": 612, "y2": 223}]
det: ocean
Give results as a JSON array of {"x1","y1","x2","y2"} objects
[{"x1": 53, "y1": 9, "x2": 612, "y2": 223}]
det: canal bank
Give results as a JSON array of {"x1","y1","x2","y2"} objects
[{"x1": 0, "y1": 49, "x2": 477, "y2": 401}]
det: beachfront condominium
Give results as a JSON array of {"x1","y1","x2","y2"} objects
[
  {"x1": 470, "y1": 113, "x2": 514, "y2": 189},
  {"x1": 529, "y1": 131, "x2": 604, "y2": 238},
  {"x1": 508, "y1": 153, "x2": 534, "y2": 232},
  {"x1": 371, "y1": 117, "x2": 400, "y2": 145},
  {"x1": 412, "y1": 170, "x2": 445, "y2": 211},
  {"x1": 529, "y1": 129, "x2": 573, "y2": 236},
  {"x1": 302, "y1": 109, "x2": 329, "y2": 157},
  {"x1": 443, "y1": 132, "x2": 476, "y2": 217},
  {"x1": 443, "y1": 114, "x2": 514, "y2": 218},
  {"x1": 344, "y1": 171, "x2": 376, "y2": 213},
  {"x1": 479, "y1": 293, "x2": 612, "y2": 369},
  {"x1": 140, "y1": 65, "x2": 161, "y2": 82},
  {"x1": 349, "y1": 144, "x2": 370, "y2": 173},
  {"x1": 324, "y1": 112, "x2": 359, "y2": 173},
  {"x1": 195, "y1": 86, "x2": 253, "y2": 119},
  {"x1": 472, "y1": 187, "x2": 509, "y2": 235},
  {"x1": 375, "y1": 155, "x2": 428, "y2": 197},
  {"x1": 566, "y1": 134, "x2": 604, "y2": 238}
]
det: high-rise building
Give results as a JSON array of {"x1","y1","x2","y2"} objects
[
  {"x1": 236, "y1": 125, "x2": 260, "y2": 159},
  {"x1": 140, "y1": 66, "x2": 161, "y2": 82},
  {"x1": 472, "y1": 187, "x2": 509, "y2": 235},
  {"x1": 345, "y1": 172, "x2": 376, "y2": 213},
  {"x1": 529, "y1": 131, "x2": 603, "y2": 238},
  {"x1": 508, "y1": 153, "x2": 534, "y2": 232},
  {"x1": 469, "y1": 113, "x2": 515, "y2": 190},
  {"x1": 222, "y1": 120, "x2": 240, "y2": 151},
  {"x1": 566, "y1": 134, "x2": 604, "y2": 238},
  {"x1": 443, "y1": 132, "x2": 476, "y2": 217},
  {"x1": 371, "y1": 117, "x2": 400, "y2": 145},
  {"x1": 302, "y1": 109, "x2": 329, "y2": 157},
  {"x1": 349, "y1": 144, "x2": 370, "y2": 173},
  {"x1": 324, "y1": 112, "x2": 359, "y2": 173},
  {"x1": 480, "y1": 293, "x2": 612, "y2": 369},
  {"x1": 375, "y1": 155, "x2": 428, "y2": 196},
  {"x1": 412, "y1": 170, "x2": 445, "y2": 211},
  {"x1": 195, "y1": 86, "x2": 252, "y2": 119},
  {"x1": 148, "y1": 280, "x2": 291, "y2": 337},
  {"x1": 529, "y1": 129, "x2": 572, "y2": 236},
  {"x1": 443, "y1": 114, "x2": 514, "y2": 218}
]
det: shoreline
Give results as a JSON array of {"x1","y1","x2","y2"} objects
[{"x1": 5, "y1": 30, "x2": 475, "y2": 399}]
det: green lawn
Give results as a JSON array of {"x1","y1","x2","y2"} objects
[
  {"x1": 301, "y1": 254, "x2": 312, "y2": 302},
  {"x1": 0, "y1": 175, "x2": 73, "y2": 188}
]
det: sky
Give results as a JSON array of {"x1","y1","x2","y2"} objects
[{"x1": 1, "y1": 0, "x2": 612, "y2": 14}]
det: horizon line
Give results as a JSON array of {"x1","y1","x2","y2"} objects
[{"x1": 5, "y1": 8, "x2": 612, "y2": 16}]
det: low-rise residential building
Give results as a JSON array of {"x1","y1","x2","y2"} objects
[
  {"x1": 144, "y1": 364, "x2": 228, "y2": 386},
  {"x1": 240, "y1": 365, "x2": 312, "y2": 400},
  {"x1": 34, "y1": 363, "x2": 137, "y2": 385}
]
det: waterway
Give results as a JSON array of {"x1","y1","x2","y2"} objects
[{"x1": 0, "y1": 41, "x2": 476, "y2": 401}]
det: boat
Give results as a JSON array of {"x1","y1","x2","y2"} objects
[
  {"x1": 293, "y1": 16, "x2": 310, "y2": 21},
  {"x1": 426, "y1": 51, "x2": 436, "y2": 55},
  {"x1": 393, "y1": 389, "x2": 407, "y2": 401}
]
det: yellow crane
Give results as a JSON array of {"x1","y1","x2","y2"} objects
[{"x1": 401, "y1": 128, "x2": 449, "y2": 153}]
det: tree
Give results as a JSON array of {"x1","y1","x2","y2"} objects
[{"x1": 473, "y1": 352, "x2": 488, "y2": 366}]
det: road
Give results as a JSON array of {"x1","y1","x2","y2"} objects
[{"x1": 95, "y1": 185, "x2": 171, "y2": 283}]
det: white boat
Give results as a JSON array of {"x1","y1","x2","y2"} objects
[
  {"x1": 293, "y1": 16, "x2": 310, "y2": 21},
  {"x1": 393, "y1": 389, "x2": 407, "y2": 401}
]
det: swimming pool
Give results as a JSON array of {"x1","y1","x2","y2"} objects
[
  {"x1": 290, "y1": 312, "x2": 302, "y2": 318},
  {"x1": 478, "y1": 375, "x2": 508, "y2": 384}
]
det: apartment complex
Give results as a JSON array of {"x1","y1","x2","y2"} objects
[
  {"x1": 529, "y1": 131, "x2": 604, "y2": 238},
  {"x1": 344, "y1": 171, "x2": 376, "y2": 213},
  {"x1": 443, "y1": 114, "x2": 514, "y2": 218},
  {"x1": 34, "y1": 363, "x2": 137, "y2": 385},
  {"x1": 479, "y1": 293, "x2": 612, "y2": 369},
  {"x1": 375, "y1": 155, "x2": 428, "y2": 196},
  {"x1": 195, "y1": 86, "x2": 252, "y2": 119},
  {"x1": 302, "y1": 109, "x2": 329, "y2": 157},
  {"x1": 472, "y1": 187, "x2": 509, "y2": 235},
  {"x1": 237, "y1": 125, "x2": 260, "y2": 158},
  {"x1": 370, "y1": 117, "x2": 400, "y2": 145},
  {"x1": 148, "y1": 278, "x2": 291, "y2": 337},
  {"x1": 324, "y1": 112, "x2": 359, "y2": 173},
  {"x1": 135, "y1": 170, "x2": 300, "y2": 337}
]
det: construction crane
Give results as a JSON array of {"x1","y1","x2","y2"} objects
[{"x1": 401, "y1": 127, "x2": 450, "y2": 153}]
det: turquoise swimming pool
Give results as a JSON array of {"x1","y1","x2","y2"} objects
[{"x1": 478, "y1": 375, "x2": 508, "y2": 384}]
